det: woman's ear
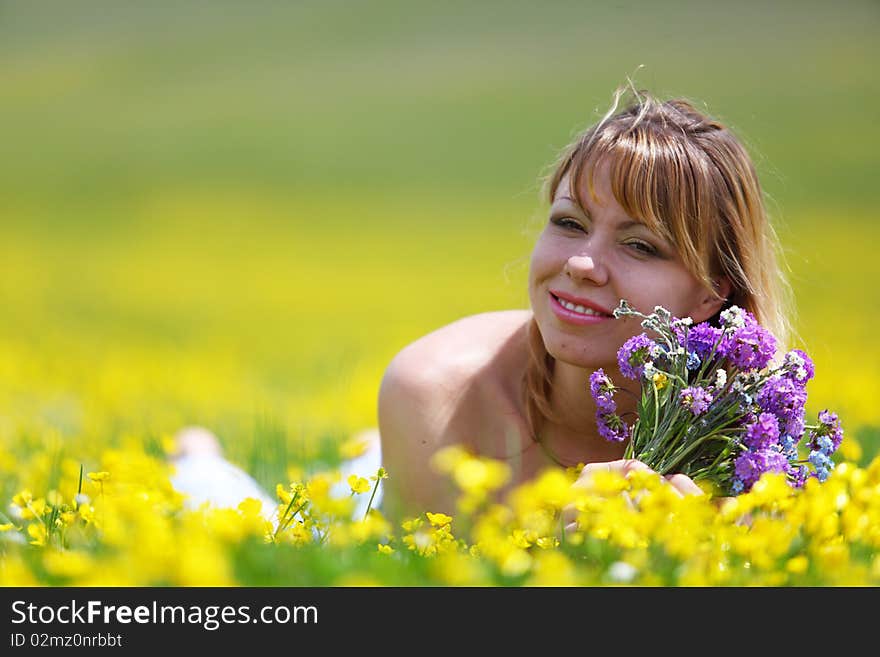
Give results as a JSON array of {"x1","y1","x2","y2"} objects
[{"x1": 692, "y1": 276, "x2": 732, "y2": 323}]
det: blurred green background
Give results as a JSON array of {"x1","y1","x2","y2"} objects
[{"x1": 2, "y1": 0, "x2": 878, "y2": 488}]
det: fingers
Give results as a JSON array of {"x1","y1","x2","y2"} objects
[
  {"x1": 574, "y1": 459, "x2": 654, "y2": 488},
  {"x1": 574, "y1": 459, "x2": 704, "y2": 498},
  {"x1": 663, "y1": 473, "x2": 704, "y2": 497},
  {"x1": 565, "y1": 461, "x2": 705, "y2": 533}
]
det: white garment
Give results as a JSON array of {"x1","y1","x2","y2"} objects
[
  {"x1": 170, "y1": 452, "x2": 279, "y2": 520},
  {"x1": 169, "y1": 426, "x2": 383, "y2": 524}
]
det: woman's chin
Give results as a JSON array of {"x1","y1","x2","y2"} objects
[{"x1": 545, "y1": 345, "x2": 608, "y2": 371}]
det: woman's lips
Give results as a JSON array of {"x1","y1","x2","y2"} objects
[{"x1": 549, "y1": 292, "x2": 613, "y2": 325}]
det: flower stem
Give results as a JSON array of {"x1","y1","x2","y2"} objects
[{"x1": 364, "y1": 478, "x2": 381, "y2": 521}]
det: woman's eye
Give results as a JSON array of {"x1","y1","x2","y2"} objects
[
  {"x1": 552, "y1": 217, "x2": 584, "y2": 232},
  {"x1": 626, "y1": 240, "x2": 657, "y2": 256}
]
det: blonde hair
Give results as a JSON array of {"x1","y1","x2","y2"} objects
[{"x1": 522, "y1": 87, "x2": 794, "y2": 439}]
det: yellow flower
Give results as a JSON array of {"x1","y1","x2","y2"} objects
[
  {"x1": 12, "y1": 489, "x2": 33, "y2": 507},
  {"x1": 431, "y1": 552, "x2": 490, "y2": 586},
  {"x1": 652, "y1": 372, "x2": 668, "y2": 390},
  {"x1": 347, "y1": 475, "x2": 371, "y2": 495},
  {"x1": 43, "y1": 550, "x2": 94, "y2": 578},
  {"x1": 786, "y1": 555, "x2": 809, "y2": 574},
  {"x1": 78, "y1": 504, "x2": 95, "y2": 524},
  {"x1": 349, "y1": 512, "x2": 391, "y2": 543},
  {"x1": 13, "y1": 495, "x2": 47, "y2": 520},
  {"x1": 377, "y1": 544, "x2": 394, "y2": 555},
  {"x1": 535, "y1": 536, "x2": 559, "y2": 550},
  {"x1": 87, "y1": 471, "x2": 110, "y2": 482},
  {"x1": 499, "y1": 549, "x2": 532, "y2": 577},
  {"x1": 426, "y1": 512, "x2": 452, "y2": 527},
  {"x1": 27, "y1": 523, "x2": 47, "y2": 547},
  {"x1": 371, "y1": 467, "x2": 388, "y2": 481},
  {"x1": 237, "y1": 497, "x2": 265, "y2": 518},
  {"x1": 0, "y1": 523, "x2": 18, "y2": 531},
  {"x1": 528, "y1": 551, "x2": 577, "y2": 586},
  {"x1": 401, "y1": 517, "x2": 424, "y2": 533},
  {"x1": 339, "y1": 436, "x2": 369, "y2": 460},
  {"x1": 276, "y1": 483, "x2": 294, "y2": 505}
]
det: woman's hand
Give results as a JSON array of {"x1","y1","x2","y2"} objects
[
  {"x1": 575, "y1": 459, "x2": 704, "y2": 496},
  {"x1": 563, "y1": 459, "x2": 704, "y2": 532}
]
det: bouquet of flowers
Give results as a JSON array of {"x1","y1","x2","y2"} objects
[{"x1": 589, "y1": 300, "x2": 843, "y2": 495}]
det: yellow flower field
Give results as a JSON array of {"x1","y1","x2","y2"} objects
[{"x1": 2, "y1": 2, "x2": 878, "y2": 586}]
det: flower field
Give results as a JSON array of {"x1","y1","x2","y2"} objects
[
  {"x1": 2, "y1": 203, "x2": 878, "y2": 586},
  {"x1": 2, "y1": 2, "x2": 879, "y2": 586},
  {"x1": 3, "y1": 440, "x2": 880, "y2": 586}
]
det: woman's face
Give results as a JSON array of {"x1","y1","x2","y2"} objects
[{"x1": 528, "y1": 158, "x2": 721, "y2": 372}]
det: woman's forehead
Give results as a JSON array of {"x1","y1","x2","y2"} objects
[{"x1": 553, "y1": 160, "x2": 614, "y2": 209}]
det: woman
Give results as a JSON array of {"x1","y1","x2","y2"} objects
[{"x1": 378, "y1": 88, "x2": 792, "y2": 523}]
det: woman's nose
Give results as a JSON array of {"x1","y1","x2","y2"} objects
[{"x1": 565, "y1": 252, "x2": 609, "y2": 286}]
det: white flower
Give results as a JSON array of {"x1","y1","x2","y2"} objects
[
  {"x1": 715, "y1": 369, "x2": 727, "y2": 388},
  {"x1": 785, "y1": 351, "x2": 809, "y2": 382},
  {"x1": 720, "y1": 305, "x2": 746, "y2": 330},
  {"x1": 652, "y1": 306, "x2": 673, "y2": 321}
]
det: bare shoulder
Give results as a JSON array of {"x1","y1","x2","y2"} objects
[
  {"x1": 377, "y1": 310, "x2": 531, "y2": 518},
  {"x1": 388, "y1": 309, "x2": 532, "y2": 381}
]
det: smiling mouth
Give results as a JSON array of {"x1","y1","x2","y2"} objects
[{"x1": 550, "y1": 293, "x2": 613, "y2": 318}]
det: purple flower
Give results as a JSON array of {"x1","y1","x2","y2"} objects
[
  {"x1": 589, "y1": 369, "x2": 617, "y2": 414},
  {"x1": 756, "y1": 375, "x2": 807, "y2": 425},
  {"x1": 685, "y1": 323, "x2": 723, "y2": 360},
  {"x1": 718, "y1": 314, "x2": 777, "y2": 371},
  {"x1": 734, "y1": 448, "x2": 789, "y2": 489},
  {"x1": 782, "y1": 349, "x2": 815, "y2": 387},
  {"x1": 590, "y1": 369, "x2": 629, "y2": 442},
  {"x1": 784, "y1": 413, "x2": 806, "y2": 441},
  {"x1": 597, "y1": 412, "x2": 629, "y2": 443},
  {"x1": 617, "y1": 334, "x2": 661, "y2": 380},
  {"x1": 787, "y1": 464, "x2": 809, "y2": 489},
  {"x1": 679, "y1": 386, "x2": 714, "y2": 416},
  {"x1": 743, "y1": 412, "x2": 781, "y2": 450}
]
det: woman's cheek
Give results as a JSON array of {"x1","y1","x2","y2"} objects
[{"x1": 529, "y1": 241, "x2": 556, "y2": 281}]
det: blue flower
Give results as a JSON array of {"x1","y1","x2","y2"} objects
[{"x1": 809, "y1": 450, "x2": 833, "y2": 471}]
